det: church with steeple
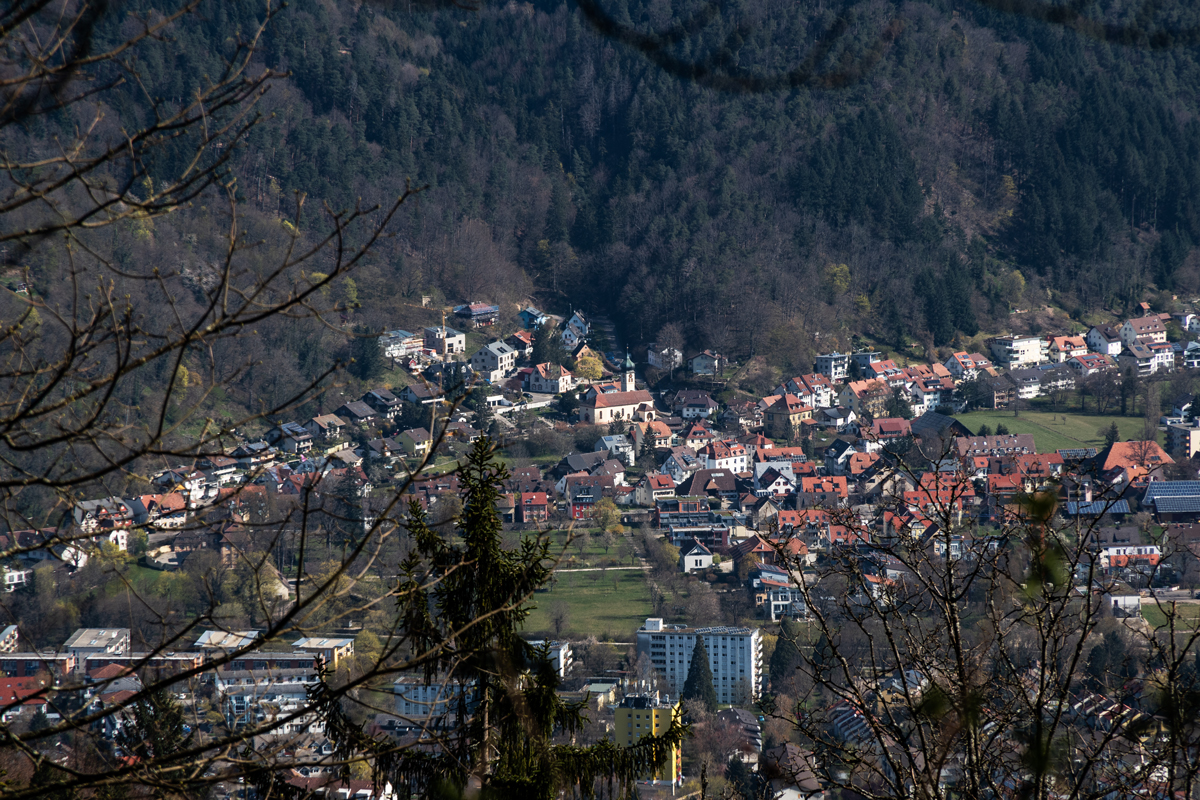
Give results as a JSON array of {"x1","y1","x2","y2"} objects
[{"x1": 577, "y1": 353, "x2": 657, "y2": 425}]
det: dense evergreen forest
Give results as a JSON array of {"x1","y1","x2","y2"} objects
[{"x1": 20, "y1": 0, "x2": 1200, "y2": 393}]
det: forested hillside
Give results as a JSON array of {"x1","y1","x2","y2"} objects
[{"x1": 32, "y1": 0, "x2": 1200, "y2": 380}]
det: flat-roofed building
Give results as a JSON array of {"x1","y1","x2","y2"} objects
[{"x1": 635, "y1": 618, "x2": 762, "y2": 704}]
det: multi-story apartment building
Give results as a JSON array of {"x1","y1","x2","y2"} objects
[
  {"x1": 1120, "y1": 316, "x2": 1167, "y2": 347},
  {"x1": 988, "y1": 335, "x2": 1049, "y2": 368},
  {"x1": 635, "y1": 618, "x2": 762, "y2": 705},
  {"x1": 614, "y1": 693, "x2": 681, "y2": 784},
  {"x1": 814, "y1": 352, "x2": 850, "y2": 381}
]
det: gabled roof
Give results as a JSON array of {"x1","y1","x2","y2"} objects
[{"x1": 680, "y1": 539, "x2": 712, "y2": 557}]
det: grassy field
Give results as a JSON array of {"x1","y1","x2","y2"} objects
[
  {"x1": 953, "y1": 410, "x2": 1161, "y2": 452},
  {"x1": 1141, "y1": 602, "x2": 1200, "y2": 629},
  {"x1": 523, "y1": 569, "x2": 652, "y2": 640}
]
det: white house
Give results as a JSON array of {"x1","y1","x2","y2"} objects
[
  {"x1": 595, "y1": 434, "x2": 636, "y2": 466},
  {"x1": 469, "y1": 341, "x2": 517, "y2": 383},
  {"x1": 1086, "y1": 324, "x2": 1123, "y2": 356},
  {"x1": 679, "y1": 539, "x2": 714, "y2": 573},
  {"x1": 423, "y1": 326, "x2": 467, "y2": 355},
  {"x1": 530, "y1": 362, "x2": 575, "y2": 394},
  {"x1": 647, "y1": 342, "x2": 683, "y2": 371},
  {"x1": 561, "y1": 311, "x2": 590, "y2": 348}
]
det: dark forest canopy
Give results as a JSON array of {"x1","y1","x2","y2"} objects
[{"x1": 20, "y1": 0, "x2": 1200, "y2": 382}]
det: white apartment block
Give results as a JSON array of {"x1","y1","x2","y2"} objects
[
  {"x1": 988, "y1": 336, "x2": 1048, "y2": 368},
  {"x1": 393, "y1": 676, "x2": 478, "y2": 731},
  {"x1": 815, "y1": 353, "x2": 850, "y2": 382},
  {"x1": 635, "y1": 618, "x2": 762, "y2": 704}
]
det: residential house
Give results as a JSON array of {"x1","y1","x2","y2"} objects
[
  {"x1": 358, "y1": 388, "x2": 400, "y2": 420},
  {"x1": 699, "y1": 440, "x2": 749, "y2": 472},
  {"x1": 1169, "y1": 422, "x2": 1200, "y2": 459},
  {"x1": 1048, "y1": 335, "x2": 1088, "y2": 362},
  {"x1": 595, "y1": 434, "x2": 636, "y2": 466},
  {"x1": 423, "y1": 326, "x2": 466, "y2": 355},
  {"x1": 817, "y1": 406, "x2": 858, "y2": 432},
  {"x1": 379, "y1": 329, "x2": 422, "y2": 358},
  {"x1": 814, "y1": 352, "x2": 850, "y2": 381},
  {"x1": 988, "y1": 335, "x2": 1048, "y2": 368},
  {"x1": 661, "y1": 447, "x2": 702, "y2": 484},
  {"x1": 515, "y1": 492, "x2": 550, "y2": 523},
  {"x1": 798, "y1": 477, "x2": 849, "y2": 508},
  {"x1": 1067, "y1": 353, "x2": 1115, "y2": 377},
  {"x1": 672, "y1": 390, "x2": 719, "y2": 419},
  {"x1": 1121, "y1": 316, "x2": 1167, "y2": 347},
  {"x1": 230, "y1": 441, "x2": 276, "y2": 470},
  {"x1": 469, "y1": 341, "x2": 517, "y2": 383},
  {"x1": 305, "y1": 414, "x2": 348, "y2": 442},
  {"x1": 399, "y1": 382, "x2": 440, "y2": 405},
  {"x1": 1093, "y1": 440, "x2": 1174, "y2": 485},
  {"x1": 64, "y1": 629, "x2": 130, "y2": 666},
  {"x1": 754, "y1": 464, "x2": 796, "y2": 497},
  {"x1": 764, "y1": 394, "x2": 814, "y2": 437},
  {"x1": 824, "y1": 439, "x2": 856, "y2": 475},
  {"x1": 633, "y1": 419, "x2": 674, "y2": 453},
  {"x1": 979, "y1": 373, "x2": 1015, "y2": 409},
  {"x1": 647, "y1": 342, "x2": 683, "y2": 371},
  {"x1": 267, "y1": 422, "x2": 314, "y2": 454},
  {"x1": 506, "y1": 329, "x2": 534, "y2": 358},
  {"x1": 365, "y1": 437, "x2": 403, "y2": 463},
  {"x1": 1086, "y1": 324, "x2": 1124, "y2": 356},
  {"x1": 336, "y1": 401, "x2": 377, "y2": 424},
  {"x1": 722, "y1": 400, "x2": 763, "y2": 431},
  {"x1": 561, "y1": 311, "x2": 590, "y2": 348},
  {"x1": 943, "y1": 352, "x2": 993, "y2": 380},
  {"x1": 454, "y1": 301, "x2": 499, "y2": 328},
  {"x1": 1176, "y1": 341, "x2": 1200, "y2": 370},
  {"x1": 869, "y1": 418, "x2": 912, "y2": 441},
  {"x1": 197, "y1": 455, "x2": 239, "y2": 485},
  {"x1": 398, "y1": 428, "x2": 432, "y2": 458},
  {"x1": 1005, "y1": 368, "x2": 1044, "y2": 400},
  {"x1": 564, "y1": 475, "x2": 614, "y2": 518},
  {"x1": 1149, "y1": 341, "x2": 1176, "y2": 373},
  {"x1": 677, "y1": 469, "x2": 740, "y2": 506},
  {"x1": 519, "y1": 306, "x2": 548, "y2": 329},
  {"x1": 1119, "y1": 342, "x2": 1156, "y2": 377},
  {"x1": 73, "y1": 498, "x2": 134, "y2": 536},
  {"x1": 852, "y1": 350, "x2": 882, "y2": 372},
  {"x1": 955, "y1": 434, "x2": 1036, "y2": 466},
  {"x1": 530, "y1": 362, "x2": 575, "y2": 394},
  {"x1": 679, "y1": 539, "x2": 714, "y2": 573},
  {"x1": 635, "y1": 473, "x2": 676, "y2": 507},
  {"x1": 839, "y1": 380, "x2": 890, "y2": 420},
  {"x1": 689, "y1": 350, "x2": 723, "y2": 376},
  {"x1": 292, "y1": 637, "x2": 355, "y2": 668}
]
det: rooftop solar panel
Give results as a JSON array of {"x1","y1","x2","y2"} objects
[
  {"x1": 1066, "y1": 500, "x2": 1131, "y2": 516},
  {"x1": 1058, "y1": 448, "x2": 1098, "y2": 460},
  {"x1": 1143, "y1": 481, "x2": 1200, "y2": 499},
  {"x1": 1150, "y1": 497, "x2": 1200, "y2": 514}
]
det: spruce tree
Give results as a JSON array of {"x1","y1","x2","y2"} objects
[
  {"x1": 309, "y1": 438, "x2": 685, "y2": 799},
  {"x1": 349, "y1": 325, "x2": 385, "y2": 382},
  {"x1": 639, "y1": 429, "x2": 655, "y2": 466},
  {"x1": 682, "y1": 636, "x2": 719, "y2": 713},
  {"x1": 770, "y1": 618, "x2": 803, "y2": 691}
]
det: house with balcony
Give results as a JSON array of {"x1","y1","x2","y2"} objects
[
  {"x1": 1120, "y1": 315, "x2": 1167, "y2": 347},
  {"x1": 988, "y1": 335, "x2": 1048, "y2": 368}
]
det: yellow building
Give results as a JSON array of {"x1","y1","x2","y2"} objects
[{"x1": 614, "y1": 693, "x2": 681, "y2": 784}]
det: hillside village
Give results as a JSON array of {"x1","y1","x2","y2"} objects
[{"x1": 7, "y1": 299, "x2": 1200, "y2": 797}]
